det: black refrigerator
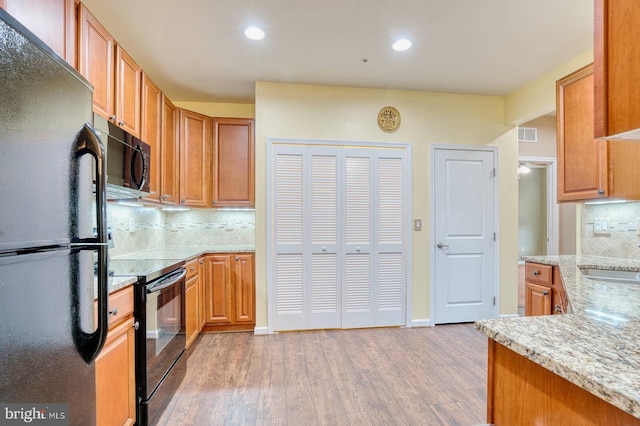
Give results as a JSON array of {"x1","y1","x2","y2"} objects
[{"x1": 0, "y1": 9, "x2": 109, "y2": 425}]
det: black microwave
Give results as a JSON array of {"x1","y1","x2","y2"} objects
[{"x1": 94, "y1": 114, "x2": 151, "y2": 199}]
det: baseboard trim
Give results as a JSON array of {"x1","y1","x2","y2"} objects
[
  {"x1": 411, "y1": 319, "x2": 433, "y2": 327},
  {"x1": 254, "y1": 326, "x2": 269, "y2": 335},
  {"x1": 499, "y1": 313, "x2": 520, "y2": 319}
]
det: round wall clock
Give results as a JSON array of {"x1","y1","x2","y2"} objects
[{"x1": 377, "y1": 106, "x2": 401, "y2": 131}]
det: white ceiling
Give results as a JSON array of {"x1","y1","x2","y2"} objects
[{"x1": 81, "y1": 0, "x2": 593, "y2": 104}]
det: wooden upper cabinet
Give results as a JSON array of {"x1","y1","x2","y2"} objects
[
  {"x1": 594, "y1": 0, "x2": 640, "y2": 140},
  {"x1": 114, "y1": 46, "x2": 141, "y2": 137},
  {"x1": 78, "y1": 4, "x2": 114, "y2": 120},
  {"x1": 557, "y1": 64, "x2": 640, "y2": 202},
  {"x1": 161, "y1": 96, "x2": 180, "y2": 204},
  {"x1": 179, "y1": 109, "x2": 212, "y2": 207},
  {"x1": 78, "y1": 4, "x2": 141, "y2": 137},
  {"x1": 1, "y1": 0, "x2": 76, "y2": 66},
  {"x1": 557, "y1": 64, "x2": 608, "y2": 202},
  {"x1": 141, "y1": 74, "x2": 162, "y2": 202},
  {"x1": 212, "y1": 118, "x2": 255, "y2": 207}
]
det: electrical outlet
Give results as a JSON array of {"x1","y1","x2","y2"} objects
[
  {"x1": 171, "y1": 223, "x2": 178, "y2": 232},
  {"x1": 128, "y1": 218, "x2": 135, "y2": 233}
]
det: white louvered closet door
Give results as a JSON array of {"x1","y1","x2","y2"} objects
[
  {"x1": 374, "y1": 151, "x2": 407, "y2": 326},
  {"x1": 342, "y1": 150, "x2": 375, "y2": 328},
  {"x1": 273, "y1": 147, "x2": 306, "y2": 331},
  {"x1": 308, "y1": 149, "x2": 341, "y2": 329},
  {"x1": 273, "y1": 146, "x2": 341, "y2": 331},
  {"x1": 272, "y1": 143, "x2": 407, "y2": 331}
]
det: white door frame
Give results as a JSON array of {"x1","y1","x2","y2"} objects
[
  {"x1": 518, "y1": 156, "x2": 559, "y2": 256},
  {"x1": 266, "y1": 138, "x2": 413, "y2": 334},
  {"x1": 429, "y1": 144, "x2": 500, "y2": 325}
]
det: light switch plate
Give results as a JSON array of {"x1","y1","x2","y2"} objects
[
  {"x1": 594, "y1": 217, "x2": 610, "y2": 234},
  {"x1": 414, "y1": 219, "x2": 422, "y2": 231}
]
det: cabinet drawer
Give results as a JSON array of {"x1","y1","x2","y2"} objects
[
  {"x1": 185, "y1": 258, "x2": 200, "y2": 280},
  {"x1": 525, "y1": 262, "x2": 552, "y2": 285},
  {"x1": 106, "y1": 286, "x2": 134, "y2": 329}
]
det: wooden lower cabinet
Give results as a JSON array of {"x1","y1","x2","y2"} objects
[
  {"x1": 95, "y1": 287, "x2": 136, "y2": 426},
  {"x1": 487, "y1": 339, "x2": 640, "y2": 425},
  {"x1": 203, "y1": 253, "x2": 255, "y2": 332},
  {"x1": 524, "y1": 262, "x2": 566, "y2": 316},
  {"x1": 185, "y1": 272, "x2": 199, "y2": 348},
  {"x1": 524, "y1": 281, "x2": 552, "y2": 316}
]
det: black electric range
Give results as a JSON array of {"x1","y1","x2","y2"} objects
[{"x1": 109, "y1": 257, "x2": 187, "y2": 426}]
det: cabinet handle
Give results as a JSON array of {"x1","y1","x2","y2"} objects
[
  {"x1": 542, "y1": 291, "x2": 549, "y2": 296},
  {"x1": 109, "y1": 115, "x2": 116, "y2": 121},
  {"x1": 118, "y1": 120, "x2": 125, "y2": 126},
  {"x1": 133, "y1": 321, "x2": 139, "y2": 330},
  {"x1": 190, "y1": 266, "x2": 195, "y2": 272},
  {"x1": 181, "y1": 199, "x2": 185, "y2": 204},
  {"x1": 598, "y1": 189, "x2": 605, "y2": 195},
  {"x1": 108, "y1": 307, "x2": 118, "y2": 316},
  {"x1": 199, "y1": 259, "x2": 204, "y2": 264},
  {"x1": 533, "y1": 270, "x2": 540, "y2": 276},
  {"x1": 235, "y1": 256, "x2": 239, "y2": 261},
  {"x1": 555, "y1": 304, "x2": 563, "y2": 314}
]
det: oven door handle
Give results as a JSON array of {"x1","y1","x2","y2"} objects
[{"x1": 146, "y1": 268, "x2": 186, "y2": 294}]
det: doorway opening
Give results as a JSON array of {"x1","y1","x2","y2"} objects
[{"x1": 517, "y1": 156, "x2": 558, "y2": 314}]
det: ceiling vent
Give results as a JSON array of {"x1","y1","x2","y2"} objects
[{"x1": 518, "y1": 127, "x2": 537, "y2": 143}]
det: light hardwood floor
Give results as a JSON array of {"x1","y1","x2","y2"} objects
[{"x1": 158, "y1": 324, "x2": 487, "y2": 426}]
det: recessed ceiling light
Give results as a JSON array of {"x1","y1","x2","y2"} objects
[
  {"x1": 392, "y1": 39, "x2": 412, "y2": 52},
  {"x1": 244, "y1": 26, "x2": 265, "y2": 41}
]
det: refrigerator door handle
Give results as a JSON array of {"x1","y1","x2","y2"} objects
[
  {"x1": 72, "y1": 123, "x2": 107, "y2": 246},
  {"x1": 71, "y1": 123, "x2": 109, "y2": 363}
]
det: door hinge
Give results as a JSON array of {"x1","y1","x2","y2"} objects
[
  {"x1": 493, "y1": 296, "x2": 496, "y2": 306},
  {"x1": 492, "y1": 168, "x2": 496, "y2": 178},
  {"x1": 493, "y1": 232, "x2": 496, "y2": 241}
]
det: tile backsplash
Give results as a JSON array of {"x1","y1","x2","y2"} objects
[
  {"x1": 582, "y1": 202, "x2": 640, "y2": 259},
  {"x1": 107, "y1": 203, "x2": 255, "y2": 257}
]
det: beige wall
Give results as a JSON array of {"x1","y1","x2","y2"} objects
[
  {"x1": 505, "y1": 50, "x2": 593, "y2": 125},
  {"x1": 254, "y1": 81, "x2": 519, "y2": 327},
  {"x1": 518, "y1": 115, "x2": 557, "y2": 158}
]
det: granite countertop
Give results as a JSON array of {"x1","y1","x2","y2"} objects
[
  {"x1": 104, "y1": 244, "x2": 255, "y2": 294},
  {"x1": 475, "y1": 255, "x2": 640, "y2": 419}
]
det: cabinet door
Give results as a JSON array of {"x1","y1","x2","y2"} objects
[
  {"x1": 233, "y1": 254, "x2": 255, "y2": 324},
  {"x1": 1, "y1": 0, "x2": 75, "y2": 66},
  {"x1": 141, "y1": 74, "x2": 163, "y2": 202},
  {"x1": 525, "y1": 282, "x2": 552, "y2": 316},
  {"x1": 203, "y1": 255, "x2": 233, "y2": 324},
  {"x1": 185, "y1": 275, "x2": 198, "y2": 349},
  {"x1": 161, "y1": 96, "x2": 179, "y2": 204},
  {"x1": 594, "y1": 0, "x2": 640, "y2": 140},
  {"x1": 95, "y1": 317, "x2": 135, "y2": 426},
  {"x1": 78, "y1": 4, "x2": 114, "y2": 120},
  {"x1": 212, "y1": 118, "x2": 255, "y2": 207},
  {"x1": 179, "y1": 109, "x2": 212, "y2": 207},
  {"x1": 114, "y1": 45, "x2": 141, "y2": 138},
  {"x1": 197, "y1": 258, "x2": 206, "y2": 330},
  {"x1": 557, "y1": 64, "x2": 608, "y2": 202}
]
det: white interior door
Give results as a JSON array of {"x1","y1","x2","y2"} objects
[{"x1": 433, "y1": 147, "x2": 496, "y2": 324}]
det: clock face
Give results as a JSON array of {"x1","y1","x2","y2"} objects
[{"x1": 378, "y1": 106, "x2": 400, "y2": 131}]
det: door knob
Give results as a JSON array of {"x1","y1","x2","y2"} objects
[{"x1": 437, "y1": 242, "x2": 449, "y2": 249}]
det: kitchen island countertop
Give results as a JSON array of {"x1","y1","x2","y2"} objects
[{"x1": 475, "y1": 255, "x2": 640, "y2": 419}]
